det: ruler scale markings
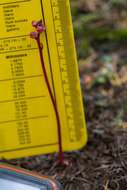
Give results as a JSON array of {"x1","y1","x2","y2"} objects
[
  {"x1": 59, "y1": 0, "x2": 86, "y2": 141},
  {"x1": 51, "y1": 0, "x2": 85, "y2": 142},
  {"x1": 50, "y1": 0, "x2": 77, "y2": 142},
  {"x1": 49, "y1": 0, "x2": 70, "y2": 142}
]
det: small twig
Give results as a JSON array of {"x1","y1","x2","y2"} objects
[{"x1": 103, "y1": 180, "x2": 109, "y2": 190}]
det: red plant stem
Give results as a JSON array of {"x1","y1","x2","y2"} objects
[{"x1": 36, "y1": 36, "x2": 64, "y2": 165}]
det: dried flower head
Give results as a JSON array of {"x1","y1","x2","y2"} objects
[
  {"x1": 32, "y1": 20, "x2": 46, "y2": 33},
  {"x1": 32, "y1": 21, "x2": 38, "y2": 28},
  {"x1": 37, "y1": 25, "x2": 46, "y2": 33},
  {"x1": 30, "y1": 31, "x2": 38, "y2": 39}
]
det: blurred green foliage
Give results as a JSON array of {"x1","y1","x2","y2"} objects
[{"x1": 71, "y1": 0, "x2": 127, "y2": 58}]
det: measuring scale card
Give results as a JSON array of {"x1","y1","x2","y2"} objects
[{"x1": 0, "y1": 0, "x2": 87, "y2": 159}]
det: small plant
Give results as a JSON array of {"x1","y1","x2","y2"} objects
[{"x1": 30, "y1": 20, "x2": 64, "y2": 165}]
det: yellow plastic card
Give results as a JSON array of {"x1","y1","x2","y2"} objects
[{"x1": 0, "y1": 0, "x2": 87, "y2": 159}]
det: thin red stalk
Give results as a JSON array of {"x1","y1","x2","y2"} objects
[{"x1": 36, "y1": 36, "x2": 64, "y2": 165}]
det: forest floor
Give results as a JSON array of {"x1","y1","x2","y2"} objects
[
  {"x1": 4, "y1": 61, "x2": 127, "y2": 190},
  {"x1": 2, "y1": 1, "x2": 127, "y2": 190}
]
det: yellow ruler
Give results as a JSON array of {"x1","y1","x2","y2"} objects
[{"x1": 0, "y1": 0, "x2": 87, "y2": 159}]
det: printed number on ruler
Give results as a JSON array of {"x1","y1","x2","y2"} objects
[{"x1": 0, "y1": 0, "x2": 87, "y2": 159}]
